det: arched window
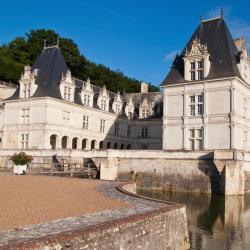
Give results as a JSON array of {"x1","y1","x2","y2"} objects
[
  {"x1": 72, "y1": 137, "x2": 78, "y2": 149},
  {"x1": 50, "y1": 134, "x2": 58, "y2": 150},
  {"x1": 62, "y1": 136, "x2": 68, "y2": 149},
  {"x1": 82, "y1": 139, "x2": 87, "y2": 150}
]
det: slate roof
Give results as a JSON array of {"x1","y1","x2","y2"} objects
[
  {"x1": 162, "y1": 17, "x2": 242, "y2": 86},
  {"x1": 6, "y1": 45, "x2": 163, "y2": 119}
]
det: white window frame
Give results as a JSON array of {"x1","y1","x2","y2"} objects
[
  {"x1": 100, "y1": 119, "x2": 105, "y2": 133},
  {"x1": 189, "y1": 128, "x2": 203, "y2": 150},
  {"x1": 189, "y1": 94, "x2": 204, "y2": 116},
  {"x1": 83, "y1": 115, "x2": 89, "y2": 130},
  {"x1": 21, "y1": 133, "x2": 29, "y2": 149},
  {"x1": 142, "y1": 126, "x2": 149, "y2": 138},
  {"x1": 21, "y1": 108, "x2": 30, "y2": 124}
]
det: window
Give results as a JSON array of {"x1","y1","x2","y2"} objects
[
  {"x1": 190, "y1": 60, "x2": 204, "y2": 81},
  {"x1": 189, "y1": 94, "x2": 204, "y2": 116},
  {"x1": 115, "y1": 122, "x2": 119, "y2": 136},
  {"x1": 142, "y1": 109, "x2": 149, "y2": 118},
  {"x1": 83, "y1": 116, "x2": 89, "y2": 130},
  {"x1": 63, "y1": 111, "x2": 70, "y2": 121},
  {"x1": 115, "y1": 104, "x2": 121, "y2": 114},
  {"x1": 21, "y1": 108, "x2": 30, "y2": 124},
  {"x1": 190, "y1": 62, "x2": 195, "y2": 70},
  {"x1": 189, "y1": 128, "x2": 203, "y2": 150},
  {"x1": 23, "y1": 84, "x2": 31, "y2": 98},
  {"x1": 128, "y1": 109, "x2": 133, "y2": 119},
  {"x1": 198, "y1": 60, "x2": 204, "y2": 69},
  {"x1": 101, "y1": 100, "x2": 106, "y2": 111},
  {"x1": 63, "y1": 86, "x2": 71, "y2": 101},
  {"x1": 21, "y1": 133, "x2": 29, "y2": 149},
  {"x1": 84, "y1": 94, "x2": 91, "y2": 106},
  {"x1": 100, "y1": 119, "x2": 105, "y2": 133},
  {"x1": 142, "y1": 127, "x2": 149, "y2": 138},
  {"x1": 243, "y1": 98, "x2": 247, "y2": 119},
  {"x1": 198, "y1": 70, "x2": 204, "y2": 80},
  {"x1": 127, "y1": 125, "x2": 131, "y2": 137},
  {"x1": 190, "y1": 71, "x2": 195, "y2": 81}
]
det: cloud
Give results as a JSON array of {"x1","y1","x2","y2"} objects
[{"x1": 163, "y1": 50, "x2": 179, "y2": 63}]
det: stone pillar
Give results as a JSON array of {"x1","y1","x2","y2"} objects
[
  {"x1": 213, "y1": 158, "x2": 245, "y2": 195},
  {"x1": 99, "y1": 157, "x2": 119, "y2": 180}
]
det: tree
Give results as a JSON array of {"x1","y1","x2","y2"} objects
[{"x1": 0, "y1": 29, "x2": 160, "y2": 93}]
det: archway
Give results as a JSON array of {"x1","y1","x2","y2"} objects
[
  {"x1": 99, "y1": 141, "x2": 104, "y2": 149},
  {"x1": 50, "y1": 134, "x2": 58, "y2": 150},
  {"x1": 120, "y1": 143, "x2": 124, "y2": 150},
  {"x1": 114, "y1": 143, "x2": 118, "y2": 149},
  {"x1": 72, "y1": 137, "x2": 78, "y2": 149},
  {"x1": 127, "y1": 144, "x2": 132, "y2": 150},
  {"x1": 0, "y1": 137, "x2": 2, "y2": 149},
  {"x1": 61, "y1": 136, "x2": 68, "y2": 149},
  {"x1": 107, "y1": 141, "x2": 111, "y2": 149},
  {"x1": 91, "y1": 140, "x2": 97, "y2": 150},
  {"x1": 82, "y1": 139, "x2": 87, "y2": 150}
]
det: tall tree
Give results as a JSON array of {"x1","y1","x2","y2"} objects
[{"x1": 0, "y1": 29, "x2": 160, "y2": 93}]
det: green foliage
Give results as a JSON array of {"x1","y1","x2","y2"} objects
[
  {"x1": 0, "y1": 29, "x2": 159, "y2": 93},
  {"x1": 11, "y1": 152, "x2": 33, "y2": 165}
]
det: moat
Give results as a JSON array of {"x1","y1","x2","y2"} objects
[{"x1": 138, "y1": 190, "x2": 250, "y2": 250}]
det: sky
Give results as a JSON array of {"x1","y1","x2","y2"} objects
[{"x1": 1, "y1": 0, "x2": 250, "y2": 87}]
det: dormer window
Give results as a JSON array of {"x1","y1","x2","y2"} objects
[
  {"x1": 84, "y1": 94, "x2": 90, "y2": 106},
  {"x1": 184, "y1": 37, "x2": 210, "y2": 81},
  {"x1": 23, "y1": 83, "x2": 31, "y2": 98},
  {"x1": 115, "y1": 103, "x2": 121, "y2": 114},
  {"x1": 101, "y1": 100, "x2": 106, "y2": 111},
  {"x1": 64, "y1": 86, "x2": 71, "y2": 101},
  {"x1": 19, "y1": 65, "x2": 37, "y2": 99},
  {"x1": 142, "y1": 109, "x2": 149, "y2": 118},
  {"x1": 60, "y1": 69, "x2": 75, "y2": 102}
]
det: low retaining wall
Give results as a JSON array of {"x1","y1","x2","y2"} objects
[{"x1": 1, "y1": 183, "x2": 189, "y2": 250}]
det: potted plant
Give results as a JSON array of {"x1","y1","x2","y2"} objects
[{"x1": 11, "y1": 152, "x2": 33, "y2": 175}]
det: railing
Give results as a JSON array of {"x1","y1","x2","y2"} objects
[{"x1": 27, "y1": 161, "x2": 97, "y2": 178}]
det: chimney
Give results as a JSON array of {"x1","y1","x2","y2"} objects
[{"x1": 141, "y1": 82, "x2": 148, "y2": 93}]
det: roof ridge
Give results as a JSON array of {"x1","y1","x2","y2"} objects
[{"x1": 202, "y1": 16, "x2": 222, "y2": 23}]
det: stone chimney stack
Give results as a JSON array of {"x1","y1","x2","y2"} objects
[{"x1": 141, "y1": 82, "x2": 148, "y2": 93}]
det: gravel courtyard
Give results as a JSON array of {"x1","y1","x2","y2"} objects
[{"x1": 0, "y1": 175, "x2": 129, "y2": 232}]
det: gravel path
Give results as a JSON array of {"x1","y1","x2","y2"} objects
[{"x1": 0, "y1": 175, "x2": 129, "y2": 232}]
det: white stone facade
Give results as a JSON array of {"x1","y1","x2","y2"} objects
[{"x1": 0, "y1": 47, "x2": 163, "y2": 151}]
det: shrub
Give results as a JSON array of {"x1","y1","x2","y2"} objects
[{"x1": 11, "y1": 152, "x2": 33, "y2": 165}]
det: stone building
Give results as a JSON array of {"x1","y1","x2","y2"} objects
[
  {"x1": 162, "y1": 15, "x2": 250, "y2": 151},
  {"x1": 0, "y1": 46, "x2": 163, "y2": 150},
  {"x1": 1, "y1": 14, "x2": 250, "y2": 153}
]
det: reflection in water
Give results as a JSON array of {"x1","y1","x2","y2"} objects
[{"x1": 138, "y1": 190, "x2": 250, "y2": 250}]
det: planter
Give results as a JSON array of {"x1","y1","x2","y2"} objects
[{"x1": 14, "y1": 164, "x2": 27, "y2": 175}]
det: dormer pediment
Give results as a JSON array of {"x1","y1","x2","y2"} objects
[{"x1": 185, "y1": 37, "x2": 209, "y2": 58}]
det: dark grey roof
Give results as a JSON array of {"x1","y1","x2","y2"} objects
[
  {"x1": 7, "y1": 46, "x2": 68, "y2": 100},
  {"x1": 32, "y1": 46, "x2": 68, "y2": 98},
  {"x1": 162, "y1": 17, "x2": 242, "y2": 86}
]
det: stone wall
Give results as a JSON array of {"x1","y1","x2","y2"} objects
[{"x1": 2, "y1": 183, "x2": 189, "y2": 250}]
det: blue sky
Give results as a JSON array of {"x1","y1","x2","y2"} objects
[{"x1": 1, "y1": 1, "x2": 250, "y2": 87}]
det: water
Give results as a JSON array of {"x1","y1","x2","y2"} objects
[{"x1": 137, "y1": 190, "x2": 250, "y2": 250}]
